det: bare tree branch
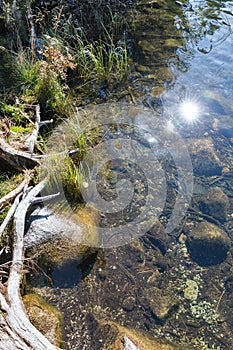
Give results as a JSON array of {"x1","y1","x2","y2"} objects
[
  {"x1": 25, "y1": 105, "x2": 53, "y2": 153},
  {"x1": 0, "y1": 170, "x2": 33, "y2": 210},
  {"x1": 0, "y1": 180, "x2": 60, "y2": 350},
  {"x1": 0, "y1": 138, "x2": 39, "y2": 171},
  {"x1": 0, "y1": 192, "x2": 22, "y2": 238}
]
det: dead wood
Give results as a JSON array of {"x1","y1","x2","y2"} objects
[
  {"x1": 24, "y1": 104, "x2": 53, "y2": 154},
  {"x1": 0, "y1": 170, "x2": 33, "y2": 210},
  {"x1": 0, "y1": 192, "x2": 22, "y2": 238},
  {"x1": 0, "y1": 138, "x2": 39, "y2": 171},
  {"x1": 0, "y1": 180, "x2": 60, "y2": 350}
]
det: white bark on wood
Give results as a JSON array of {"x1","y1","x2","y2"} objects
[
  {"x1": 0, "y1": 192, "x2": 22, "y2": 238},
  {"x1": 0, "y1": 170, "x2": 33, "y2": 210},
  {"x1": 24, "y1": 105, "x2": 40, "y2": 153},
  {"x1": 25, "y1": 104, "x2": 53, "y2": 153},
  {"x1": 0, "y1": 180, "x2": 61, "y2": 350},
  {"x1": 0, "y1": 138, "x2": 39, "y2": 171}
]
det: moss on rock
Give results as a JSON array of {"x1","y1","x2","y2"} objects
[{"x1": 23, "y1": 293, "x2": 62, "y2": 347}]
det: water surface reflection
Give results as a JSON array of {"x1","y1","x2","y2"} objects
[{"x1": 30, "y1": 1, "x2": 233, "y2": 349}]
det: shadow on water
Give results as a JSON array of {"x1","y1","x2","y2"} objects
[
  {"x1": 49, "y1": 252, "x2": 98, "y2": 289},
  {"x1": 29, "y1": 251, "x2": 98, "y2": 289}
]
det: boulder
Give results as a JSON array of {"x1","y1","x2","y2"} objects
[
  {"x1": 25, "y1": 206, "x2": 98, "y2": 277},
  {"x1": 25, "y1": 205, "x2": 99, "y2": 249},
  {"x1": 186, "y1": 221, "x2": 231, "y2": 266},
  {"x1": 198, "y1": 187, "x2": 229, "y2": 222},
  {"x1": 186, "y1": 138, "x2": 222, "y2": 176}
]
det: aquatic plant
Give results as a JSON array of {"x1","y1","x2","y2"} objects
[{"x1": 41, "y1": 116, "x2": 88, "y2": 206}]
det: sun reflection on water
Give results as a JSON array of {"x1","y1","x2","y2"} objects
[{"x1": 179, "y1": 100, "x2": 200, "y2": 123}]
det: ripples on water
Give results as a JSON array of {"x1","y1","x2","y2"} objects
[{"x1": 32, "y1": 1, "x2": 233, "y2": 349}]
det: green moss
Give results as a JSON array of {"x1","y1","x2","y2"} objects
[
  {"x1": 1, "y1": 103, "x2": 23, "y2": 124},
  {"x1": 10, "y1": 125, "x2": 33, "y2": 133},
  {"x1": 23, "y1": 293, "x2": 63, "y2": 348}
]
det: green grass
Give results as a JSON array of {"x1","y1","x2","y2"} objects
[
  {"x1": 0, "y1": 3, "x2": 129, "y2": 210},
  {"x1": 12, "y1": 52, "x2": 40, "y2": 93},
  {"x1": 41, "y1": 123, "x2": 88, "y2": 206}
]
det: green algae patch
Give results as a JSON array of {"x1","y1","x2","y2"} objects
[{"x1": 23, "y1": 293, "x2": 63, "y2": 348}]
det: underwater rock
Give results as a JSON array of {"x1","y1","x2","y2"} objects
[
  {"x1": 186, "y1": 138, "x2": 222, "y2": 176},
  {"x1": 212, "y1": 115, "x2": 233, "y2": 139},
  {"x1": 91, "y1": 319, "x2": 184, "y2": 350},
  {"x1": 184, "y1": 279, "x2": 199, "y2": 301},
  {"x1": 25, "y1": 205, "x2": 98, "y2": 266},
  {"x1": 122, "y1": 296, "x2": 136, "y2": 312},
  {"x1": 198, "y1": 187, "x2": 230, "y2": 222},
  {"x1": 23, "y1": 294, "x2": 62, "y2": 347},
  {"x1": 143, "y1": 287, "x2": 177, "y2": 322},
  {"x1": 186, "y1": 221, "x2": 231, "y2": 266},
  {"x1": 146, "y1": 220, "x2": 169, "y2": 254},
  {"x1": 136, "y1": 64, "x2": 151, "y2": 73}
]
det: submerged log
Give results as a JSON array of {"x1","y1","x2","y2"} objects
[{"x1": 0, "y1": 180, "x2": 60, "y2": 350}]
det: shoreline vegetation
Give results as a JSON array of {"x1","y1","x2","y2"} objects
[{"x1": 0, "y1": 1, "x2": 133, "y2": 348}]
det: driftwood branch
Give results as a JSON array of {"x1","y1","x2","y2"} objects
[
  {"x1": 0, "y1": 180, "x2": 60, "y2": 350},
  {"x1": 25, "y1": 105, "x2": 53, "y2": 153},
  {"x1": 24, "y1": 105, "x2": 40, "y2": 153},
  {"x1": 0, "y1": 170, "x2": 33, "y2": 210},
  {"x1": 0, "y1": 138, "x2": 39, "y2": 171},
  {"x1": 0, "y1": 192, "x2": 22, "y2": 238}
]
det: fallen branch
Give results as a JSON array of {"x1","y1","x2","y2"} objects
[
  {"x1": 24, "y1": 105, "x2": 40, "y2": 153},
  {"x1": 0, "y1": 170, "x2": 33, "y2": 210},
  {"x1": 0, "y1": 180, "x2": 60, "y2": 350},
  {"x1": 0, "y1": 192, "x2": 22, "y2": 238},
  {"x1": 0, "y1": 138, "x2": 39, "y2": 171},
  {"x1": 25, "y1": 105, "x2": 53, "y2": 153}
]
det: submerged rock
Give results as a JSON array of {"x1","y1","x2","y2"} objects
[
  {"x1": 146, "y1": 220, "x2": 169, "y2": 254},
  {"x1": 186, "y1": 138, "x2": 222, "y2": 176},
  {"x1": 186, "y1": 221, "x2": 231, "y2": 266},
  {"x1": 184, "y1": 279, "x2": 199, "y2": 301},
  {"x1": 25, "y1": 205, "x2": 98, "y2": 267},
  {"x1": 23, "y1": 294, "x2": 62, "y2": 347},
  {"x1": 91, "y1": 319, "x2": 185, "y2": 350},
  {"x1": 198, "y1": 187, "x2": 230, "y2": 222},
  {"x1": 143, "y1": 287, "x2": 178, "y2": 323}
]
